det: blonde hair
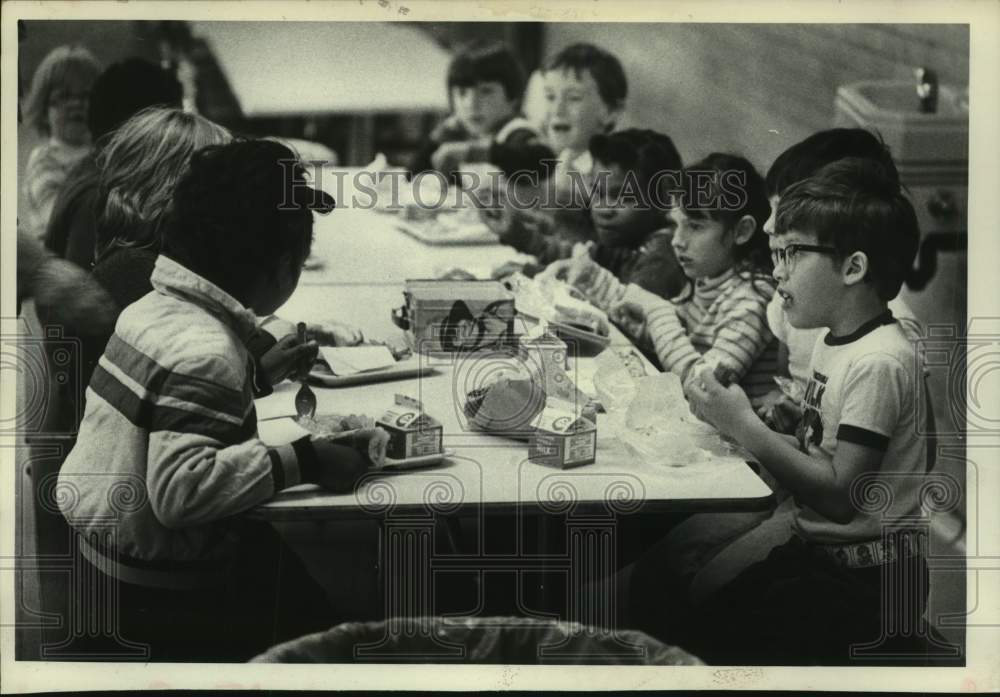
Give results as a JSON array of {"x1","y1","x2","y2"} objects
[
  {"x1": 96, "y1": 107, "x2": 231, "y2": 259},
  {"x1": 24, "y1": 45, "x2": 102, "y2": 137}
]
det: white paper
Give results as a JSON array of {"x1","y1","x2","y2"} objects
[
  {"x1": 319, "y1": 345, "x2": 396, "y2": 375},
  {"x1": 257, "y1": 416, "x2": 312, "y2": 446},
  {"x1": 253, "y1": 381, "x2": 301, "y2": 421}
]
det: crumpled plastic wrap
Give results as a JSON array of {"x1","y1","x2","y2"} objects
[
  {"x1": 592, "y1": 351, "x2": 730, "y2": 467},
  {"x1": 504, "y1": 273, "x2": 610, "y2": 336}
]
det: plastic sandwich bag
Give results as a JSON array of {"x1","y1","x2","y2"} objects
[{"x1": 592, "y1": 352, "x2": 729, "y2": 467}]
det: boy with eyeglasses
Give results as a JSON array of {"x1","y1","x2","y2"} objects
[
  {"x1": 683, "y1": 157, "x2": 931, "y2": 665},
  {"x1": 756, "y1": 128, "x2": 924, "y2": 433}
]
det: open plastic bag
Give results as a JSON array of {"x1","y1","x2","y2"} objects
[{"x1": 592, "y1": 352, "x2": 729, "y2": 467}]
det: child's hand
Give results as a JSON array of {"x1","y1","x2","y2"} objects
[
  {"x1": 751, "y1": 390, "x2": 803, "y2": 434},
  {"x1": 477, "y1": 190, "x2": 516, "y2": 237},
  {"x1": 609, "y1": 285, "x2": 664, "y2": 338},
  {"x1": 310, "y1": 438, "x2": 372, "y2": 493},
  {"x1": 609, "y1": 301, "x2": 647, "y2": 339},
  {"x1": 306, "y1": 320, "x2": 364, "y2": 347},
  {"x1": 260, "y1": 334, "x2": 318, "y2": 384},
  {"x1": 431, "y1": 141, "x2": 472, "y2": 175},
  {"x1": 685, "y1": 367, "x2": 754, "y2": 440}
]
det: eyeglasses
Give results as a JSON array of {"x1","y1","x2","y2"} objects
[{"x1": 771, "y1": 243, "x2": 838, "y2": 269}]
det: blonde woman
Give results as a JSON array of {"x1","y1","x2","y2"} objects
[{"x1": 21, "y1": 45, "x2": 102, "y2": 239}]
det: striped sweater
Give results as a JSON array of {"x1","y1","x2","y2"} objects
[
  {"x1": 581, "y1": 266, "x2": 779, "y2": 398},
  {"x1": 58, "y1": 255, "x2": 315, "y2": 570}
]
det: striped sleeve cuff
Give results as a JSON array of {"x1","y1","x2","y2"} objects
[
  {"x1": 837, "y1": 424, "x2": 891, "y2": 451},
  {"x1": 268, "y1": 436, "x2": 320, "y2": 492},
  {"x1": 582, "y1": 266, "x2": 626, "y2": 312}
]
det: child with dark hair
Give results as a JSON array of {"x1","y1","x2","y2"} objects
[
  {"x1": 518, "y1": 129, "x2": 688, "y2": 300},
  {"x1": 681, "y1": 157, "x2": 930, "y2": 665},
  {"x1": 58, "y1": 140, "x2": 371, "y2": 661},
  {"x1": 758, "y1": 128, "x2": 923, "y2": 434},
  {"x1": 574, "y1": 153, "x2": 778, "y2": 399},
  {"x1": 44, "y1": 57, "x2": 184, "y2": 266},
  {"x1": 542, "y1": 42, "x2": 627, "y2": 193},
  {"x1": 411, "y1": 41, "x2": 552, "y2": 179}
]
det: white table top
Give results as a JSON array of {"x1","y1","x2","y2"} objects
[
  {"x1": 252, "y1": 196, "x2": 773, "y2": 520},
  {"x1": 191, "y1": 22, "x2": 451, "y2": 116}
]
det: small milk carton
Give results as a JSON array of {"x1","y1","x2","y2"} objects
[
  {"x1": 529, "y1": 401, "x2": 597, "y2": 469},
  {"x1": 376, "y1": 394, "x2": 443, "y2": 460}
]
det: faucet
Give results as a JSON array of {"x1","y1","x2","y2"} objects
[{"x1": 915, "y1": 67, "x2": 939, "y2": 114}]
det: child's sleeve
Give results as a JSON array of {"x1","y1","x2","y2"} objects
[
  {"x1": 143, "y1": 352, "x2": 319, "y2": 529},
  {"x1": 836, "y1": 353, "x2": 908, "y2": 452},
  {"x1": 496, "y1": 208, "x2": 578, "y2": 265},
  {"x1": 646, "y1": 283, "x2": 773, "y2": 386},
  {"x1": 25, "y1": 148, "x2": 65, "y2": 234}
]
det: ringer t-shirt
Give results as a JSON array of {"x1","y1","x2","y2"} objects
[{"x1": 792, "y1": 311, "x2": 926, "y2": 544}]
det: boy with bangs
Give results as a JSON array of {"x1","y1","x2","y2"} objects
[
  {"x1": 411, "y1": 41, "x2": 552, "y2": 179},
  {"x1": 685, "y1": 157, "x2": 931, "y2": 665}
]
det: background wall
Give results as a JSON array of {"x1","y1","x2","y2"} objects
[{"x1": 541, "y1": 23, "x2": 970, "y2": 171}]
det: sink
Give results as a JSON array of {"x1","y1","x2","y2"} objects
[{"x1": 834, "y1": 80, "x2": 968, "y2": 164}]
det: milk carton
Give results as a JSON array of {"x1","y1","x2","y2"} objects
[
  {"x1": 376, "y1": 394, "x2": 443, "y2": 460},
  {"x1": 529, "y1": 401, "x2": 597, "y2": 469}
]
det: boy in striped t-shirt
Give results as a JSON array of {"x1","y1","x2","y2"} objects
[{"x1": 59, "y1": 140, "x2": 372, "y2": 661}]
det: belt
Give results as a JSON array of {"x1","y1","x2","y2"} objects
[
  {"x1": 80, "y1": 537, "x2": 231, "y2": 591},
  {"x1": 815, "y1": 533, "x2": 924, "y2": 569}
]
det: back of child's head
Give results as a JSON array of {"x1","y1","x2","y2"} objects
[
  {"x1": 775, "y1": 157, "x2": 919, "y2": 301},
  {"x1": 681, "y1": 153, "x2": 772, "y2": 274},
  {"x1": 447, "y1": 41, "x2": 526, "y2": 104},
  {"x1": 163, "y1": 139, "x2": 335, "y2": 304},
  {"x1": 589, "y1": 129, "x2": 682, "y2": 207},
  {"x1": 88, "y1": 58, "x2": 184, "y2": 142},
  {"x1": 24, "y1": 44, "x2": 102, "y2": 137},
  {"x1": 766, "y1": 128, "x2": 900, "y2": 197},
  {"x1": 95, "y1": 107, "x2": 231, "y2": 259},
  {"x1": 545, "y1": 43, "x2": 627, "y2": 110}
]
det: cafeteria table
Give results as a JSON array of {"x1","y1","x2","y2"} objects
[{"x1": 249, "y1": 190, "x2": 775, "y2": 647}]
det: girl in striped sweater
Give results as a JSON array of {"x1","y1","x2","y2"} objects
[{"x1": 566, "y1": 153, "x2": 778, "y2": 400}]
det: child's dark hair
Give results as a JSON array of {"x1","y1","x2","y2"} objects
[
  {"x1": 88, "y1": 58, "x2": 184, "y2": 142},
  {"x1": 589, "y1": 129, "x2": 682, "y2": 208},
  {"x1": 680, "y1": 153, "x2": 773, "y2": 276},
  {"x1": 545, "y1": 43, "x2": 627, "y2": 110},
  {"x1": 447, "y1": 41, "x2": 526, "y2": 104},
  {"x1": 775, "y1": 157, "x2": 919, "y2": 301},
  {"x1": 766, "y1": 128, "x2": 900, "y2": 197},
  {"x1": 163, "y1": 140, "x2": 334, "y2": 304}
]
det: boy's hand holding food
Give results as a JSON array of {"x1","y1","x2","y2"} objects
[{"x1": 686, "y1": 366, "x2": 755, "y2": 440}]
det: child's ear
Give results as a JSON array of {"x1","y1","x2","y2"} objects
[
  {"x1": 841, "y1": 250, "x2": 869, "y2": 286},
  {"x1": 732, "y1": 214, "x2": 756, "y2": 245}
]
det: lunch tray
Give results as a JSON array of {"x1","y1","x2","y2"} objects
[{"x1": 308, "y1": 358, "x2": 435, "y2": 387}]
